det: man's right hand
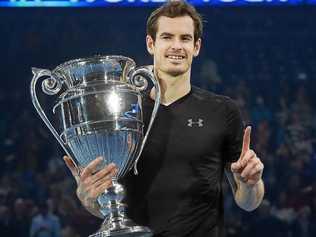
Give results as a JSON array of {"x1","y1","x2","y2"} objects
[{"x1": 63, "y1": 156, "x2": 118, "y2": 218}]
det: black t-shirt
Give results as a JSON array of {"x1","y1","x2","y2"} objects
[{"x1": 122, "y1": 86, "x2": 244, "y2": 237}]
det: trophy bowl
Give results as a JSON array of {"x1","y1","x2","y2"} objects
[{"x1": 30, "y1": 55, "x2": 160, "y2": 237}]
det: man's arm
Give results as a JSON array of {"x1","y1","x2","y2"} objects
[
  {"x1": 227, "y1": 126, "x2": 265, "y2": 211},
  {"x1": 233, "y1": 175, "x2": 264, "y2": 211}
]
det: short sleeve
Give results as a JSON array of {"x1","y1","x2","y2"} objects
[{"x1": 222, "y1": 98, "x2": 244, "y2": 164}]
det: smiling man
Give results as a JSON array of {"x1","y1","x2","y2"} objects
[{"x1": 64, "y1": 1, "x2": 265, "y2": 237}]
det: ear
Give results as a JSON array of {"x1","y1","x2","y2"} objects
[
  {"x1": 193, "y1": 38, "x2": 202, "y2": 57},
  {"x1": 146, "y1": 35, "x2": 155, "y2": 55}
]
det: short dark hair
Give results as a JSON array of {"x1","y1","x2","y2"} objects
[{"x1": 146, "y1": 1, "x2": 203, "y2": 43}]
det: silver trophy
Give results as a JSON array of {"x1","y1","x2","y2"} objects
[{"x1": 30, "y1": 56, "x2": 160, "y2": 237}]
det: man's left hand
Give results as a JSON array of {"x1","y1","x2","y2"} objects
[{"x1": 231, "y1": 126, "x2": 264, "y2": 187}]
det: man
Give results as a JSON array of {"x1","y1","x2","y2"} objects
[{"x1": 64, "y1": 1, "x2": 264, "y2": 236}]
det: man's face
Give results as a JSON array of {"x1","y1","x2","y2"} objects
[{"x1": 146, "y1": 15, "x2": 201, "y2": 77}]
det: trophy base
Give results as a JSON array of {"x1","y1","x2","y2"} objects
[{"x1": 89, "y1": 217, "x2": 153, "y2": 237}]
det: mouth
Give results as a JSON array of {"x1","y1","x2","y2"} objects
[{"x1": 165, "y1": 55, "x2": 186, "y2": 61}]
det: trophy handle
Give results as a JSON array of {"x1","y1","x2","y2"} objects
[
  {"x1": 129, "y1": 66, "x2": 161, "y2": 175},
  {"x1": 30, "y1": 67, "x2": 80, "y2": 175}
]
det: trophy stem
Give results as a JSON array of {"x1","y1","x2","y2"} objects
[{"x1": 90, "y1": 179, "x2": 152, "y2": 237}]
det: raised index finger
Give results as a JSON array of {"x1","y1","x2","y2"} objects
[{"x1": 240, "y1": 126, "x2": 252, "y2": 158}]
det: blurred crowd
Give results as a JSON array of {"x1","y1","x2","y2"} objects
[
  {"x1": 1, "y1": 6, "x2": 316, "y2": 237},
  {"x1": 220, "y1": 80, "x2": 316, "y2": 237}
]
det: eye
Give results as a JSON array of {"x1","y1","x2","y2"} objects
[
  {"x1": 182, "y1": 36, "x2": 192, "y2": 42},
  {"x1": 162, "y1": 35, "x2": 171, "y2": 40}
]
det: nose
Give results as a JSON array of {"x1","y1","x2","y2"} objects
[{"x1": 170, "y1": 39, "x2": 183, "y2": 51}]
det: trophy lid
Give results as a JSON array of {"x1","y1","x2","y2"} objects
[{"x1": 52, "y1": 55, "x2": 136, "y2": 89}]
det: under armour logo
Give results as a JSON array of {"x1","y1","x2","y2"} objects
[{"x1": 187, "y1": 118, "x2": 204, "y2": 127}]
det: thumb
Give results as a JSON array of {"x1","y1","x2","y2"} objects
[{"x1": 63, "y1": 156, "x2": 80, "y2": 183}]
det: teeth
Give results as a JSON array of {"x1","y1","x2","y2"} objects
[{"x1": 167, "y1": 55, "x2": 184, "y2": 60}]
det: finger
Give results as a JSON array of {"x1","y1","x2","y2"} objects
[
  {"x1": 240, "y1": 149, "x2": 256, "y2": 167},
  {"x1": 94, "y1": 168, "x2": 118, "y2": 188},
  {"x1": 63, "y1": 156, "x2": 80, "y2": 182},
  {"x1": 248, "y1": 162, "x2": 264, "y2": 177},
  {"x1": 240, "y1": 126, "x2": 252, "y2": 159},
  {"x1": 80, "y1": 168, "x2": 117, "y2": 201},
  {"x1": 80, "y1": 157, "x2": 103, "y2": 180},
  {"x1": 231, "y1": 161, "x2": 242, "y2": 173},
  {"x1": 90, "y1": 180, "x2": 113, "y2": 198},
  {"x1": 240, "y1": 158, "x2": 258, "y2": 179},
  {"x1": 63, "y1": 156, "x2": 77, "y2": 175},
  {"x1": 90, "y1": 165, "x2": 117, "y2": 185}
]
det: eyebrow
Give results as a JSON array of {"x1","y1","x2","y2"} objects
[
  {"x1": 159, "y1": 32, "x2": 174, "y2": 37},
  {"x1": 181, "y1": 34, "x2": 193, "y2": 39},
  {"x1": 159, "y1": 32, "x2": 193, "y2": 39}
]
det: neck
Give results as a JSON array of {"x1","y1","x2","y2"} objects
[{"x1": 150, "y1": 69, "x2": 191, "y2": 106}]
